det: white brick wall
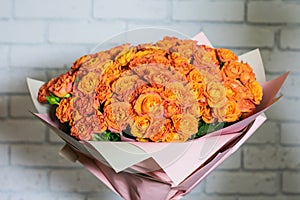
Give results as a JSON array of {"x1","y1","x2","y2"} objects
[{"x1": 0, "y1": 0, "x2": 299, "y2": 199}]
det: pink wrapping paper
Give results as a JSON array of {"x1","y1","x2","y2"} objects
[{"x1": 27, "y1": 32, "x2": 289, "y2": 200}]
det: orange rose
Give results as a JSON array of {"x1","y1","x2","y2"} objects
[
  {"x1": 56, "y1": 98, "x2": 73, "y2": 123},
  {"x1": 237, "y1": 98, "x2": 255, "y2": 113},
  {"x1": 214, "y1": 99, "x2": 241, "y2": 122},
  {"x1": 188, "y1": 81, "x2": 206, "y2": 102},
  {"x1": 77, "y1": 72, "x2": 99, "y2": 94},
  {"x1": 217, "y1": 48, "x2": 238, "y2": 62},
  {"x1": 130, "y1": 115, "x2": 152, "y2": 138},
  {"x1": 240, "y1": 62, "x2": 256, "y2": 84},
  {"x1": 71, "y1": 55, "x2": 91, "y2": 70},
  {"x1": 224, "y1": 78, "x2": 253, "y2": 100},
  {"x1": 169, "y1": 52, "x2": 194, "y2": 75},
  {"x1": 222, "y1": 61, "x2": 243, "y2": 79},
  {"x1": 37, "y1": 77, "x2": 58, "y2": 103},
  {"x1": 104, "y1": 102, "x2": 132, "y2": 132},
  {"x1": 171, "y1": 113, "x2": 198, "y2": 141},
  {"x1": 95, "y1": 82, "x2": 112, "y2": 104},
  {"x1": 102, "y1": 62, "x2": 122, "y2": 85},
  {"x1": 163, "y1": 100, "x2": 182, "y2": 118},
  {"x1": 205, "y1": 81, "x2": 226, "y2": 108},
  {"x1": 187, "y1": 68, "x2": 204, "y2": 83},
  {"x1": 49, "y1": 71, "x2": 76, "y2": 98},
  {"x1": 134, "y1": 93, "x2": 163, "y2": 117},
  {"x1": 201, "y1": 105, "x2": 215, "y2": 124},
  {"x1": 115, "y1": 47, "x2": 136, "y2": 66},
  {"x1": 149, "y1": 119, "x2": 176, "y2": 142},
  {"x1": 245, "y1": 80, "x2": 263, "y2": 105}
]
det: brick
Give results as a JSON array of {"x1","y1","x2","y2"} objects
[
  {"x1": 205, "y1": 171, "x2": 277, "y2": 194},
  {"x1": 172, "y1": 0, "x2": 244, "y2": 22},
  {"x1": 246, "y1": 121, "x2": 278, "y2": 144},
  {"x1": 282, "y1": 172, "x2": 300, "y2": 194},
  {"x1": 281, "y1": 123, "x2": 300, "y2": 145},
  {"x1": 187, "y1": 194, "x2": 236, "y2": 200},
  {"x1": 202, "y1": 24, "x2": 274, "y2": 48},
  {"x1": 10, "y1": 95, "x2": 36, "y2": 117},
  {"x1": 280, "y1": 28, "x2": 300, "y2": 50},
  {"x1": 9, "y1": 193, "x2": 84, "y2": 200},
  {"x1": 217, "y1": 149, "x2": 241, "y2": 170},
  {"x1": 0, "y1": 144, "x2": 9, "y2": 165},
  {"x1": 0, "y1": 22, "x2": 45, "y2": 43},
  {"x1": 50, "y1": 169, "x2": 105, "y2": 192},
  {"x1": 93, "y1": 0, "x2": 168, "y2": 20},
  {"x1": 248, "y1": 1, "x2": 300, "y2": 23},
  {"x1": 0, "y1": 119, "x2": 45, "y2": 142},
  {"x1": 0, "y1": 46, "x2": 9, "y2": 68},
  {"x1": 265, "y1": 98, "x2": 300, "y2": 121},
  {"x1": 238, "y1": 196, "x2": 300, "y2": 200},
  {"x1": 0, "y1": 0, "x2": 11, "y2": 18},
  {"x1": 244, "y1": 146, "x2": 300, "y2": 169},
  {"x1": 0, "y1": 167, "x2": 47, "y2": 192},
  {"x1": 0, "y1": 69, "x2": 46, "y2": 93},
  {"x1": 11, "y1": 144, "x2": 80, "y2": 167},
  {"x1": 48, "y1": 22, "x2": 126, "y2": 44},
  {"x1": 11, "y1": 45, "x2": 88, "y2": 68},
  {"x1": 87, "y1": 192, "x2": 123, "y2": 200},
  {"x1": 261, "y1": 50, "x2": 300, "y2": 72},
  {"x1": 127, "y1": 23, "x2": 202, "y2": 39},
  {"x1": 0, "y1": 96, "x2": 8, "y2": 117},
  {"x1": 15, "y1": 0, "x2": 90, "y2": 19}
]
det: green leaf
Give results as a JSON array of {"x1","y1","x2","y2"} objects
[
  {"x1": 46, "y1": 93, "x2": 60, "y2": 105},
  {"x1": 63, "y1": 93, "x2": 71, "y2": 98},
  {"x1": 93, "y1": 130, "x2": 121, "y2": 141}
]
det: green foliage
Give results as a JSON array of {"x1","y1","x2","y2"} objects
[
  {"x1": 93, "y1": 130, "x2": 121, "y2": 141},
  {"x1": 46, "y1": 93, "x2": 60, "y2": 105}
]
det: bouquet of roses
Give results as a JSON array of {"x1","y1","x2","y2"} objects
[{"x1": 28, "y1": 31, "x2": 288, "y2": 200}]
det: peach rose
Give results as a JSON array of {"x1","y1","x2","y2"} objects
[
  {"x1": 171, "y1": 113, "x2": 198, "y2": 141},
  {"x1": 77, "y1": 72, "x2": 99, "y2": 94},
  {"x1": 245, "y1": 80, "x2": 263, "y2": 105},
  {"x1": 217, "y1": 48, "x2": 238, "y2": 62},
  {"x1": 205, "y1": 81, "x2": 226, "y2": 108},
  {"x1": 104, "y1": 102, "x2": 132, "y2": 132},
  {"x1": 214, "y1": 99, "x2": 241, "y2": 122}
]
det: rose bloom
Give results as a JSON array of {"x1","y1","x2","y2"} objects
[
  {"x1": 104, "y1": 102, "x2": 132, "y2": 133},
  {"x1": 238, "y1": 98, "x2": 256, "y2": 113},
  {"x1": 201, "y1": 104, "x2": 215, "y2": 123},
  {"x1": 77, "y1": 72, "x2": 100, "y2": 94},
  {"x1": 163, "y1": 100, "x2": 182, "y2": 118},
  {"x1": 133, "y1": 92, "x2": 163, "y2": 117},
  {"x1": 224, "y1": 78, "x2": 253, "y2": 100},
  {"x1": 156, "y1": 36, "x2": 179, "y2": 51},
  {"x1": 193, "y1": 46, "x2": 218, "y2": 68},
  {"x1": 106, "y1": 43, "x2": 131, "y2": 60},
  {"x1": 216, "y1": 48, "x2": 238, "y2": 62},
  {"x1": 48, "y1": 71, "x2": 76, "y2": 98},
  {"x1": 38, "y1": 77, "x2": 58, "y2": 103},
  {"x1": 114, "y1": 47, "x2": 136, "y2": 66},
  {"x1": 169, "y1": 52, "x2": 194, "y2": 75},
  {"x1": 72, "y1": 95, "x2": 95, "y2": 116},
  {"x1": 95, "y1": 82, "x2": 112, "y2": 104},
  {"x1": 56, "y1": 98, "x2": 73, "y2": 123},
  {"x1": 130, "y1": 115, "x2": 152, "y2": 138},
  {"x1": 205, "y1": 81, "x2": 227, "y2": 108},
  {"x1": 222, "y1": 61, "x2": 243, "y2": 79},
  {"x1": 148, "y1": 119, "x2": 176, "y2": 142},
  {"x1": 187, "y1": 68, "x2": 204, "y2": 83},
  {"x1": 171, "y1": 113, "x2": 198, "y2": 141},
  {"x1": 71, "y1": 55, "x2": 91, "y2": 70},
  {"x1": 240, "y1": 62, "x2": 256, "y2": 84},
  {"x1": 245, "y1": 80, "x2": 263, "y2": 105},
  {"x1": 213, "y1": 99, "x2": 241, "y2": 122}
]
